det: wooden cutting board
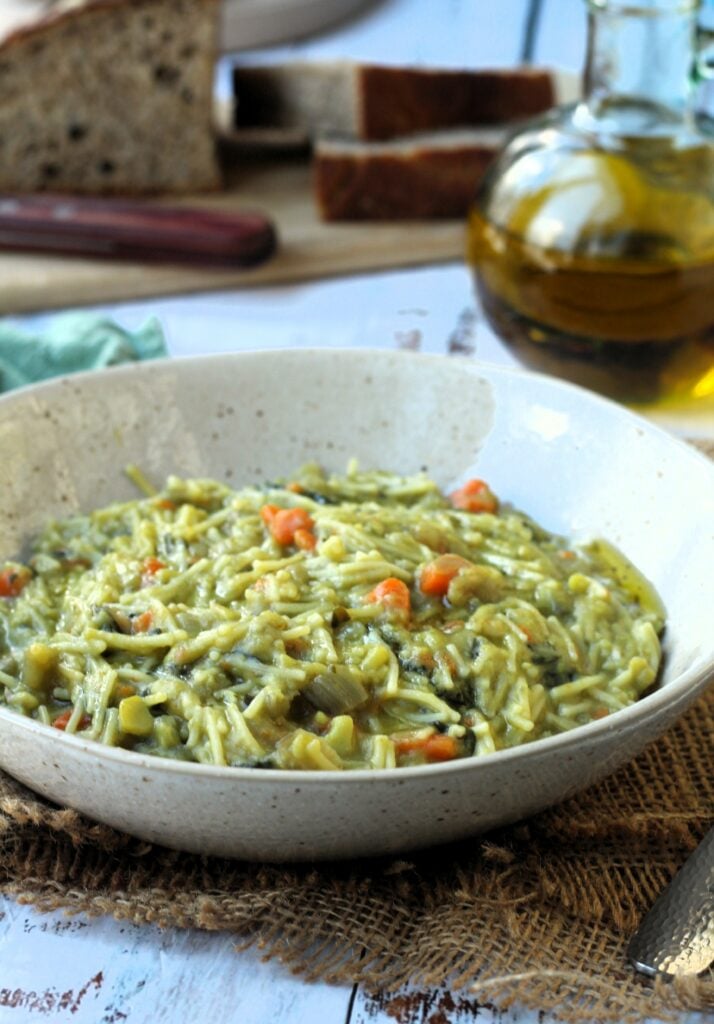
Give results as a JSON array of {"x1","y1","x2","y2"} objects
[{"x1": 0, "y1": 156, "x2": 466, "y2": 315}]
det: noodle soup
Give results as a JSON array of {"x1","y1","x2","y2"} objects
[{"x1": 0, "y1": 463, "x2": 665, "y2": 771}]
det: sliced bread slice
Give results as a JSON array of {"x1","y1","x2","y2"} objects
[
  {"x1": 314, "y1": 129, "x2": 505, "y2": 220},
  {"x1": 0, "y1": 0, "x2": 221, "y2": 194},
  {"x1": 233, "y1": 62, "x2": 555, "y2": 141}
]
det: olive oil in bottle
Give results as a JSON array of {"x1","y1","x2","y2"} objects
[{"x1": 468, "y1": 0, "x2": 714, "y2": 406}]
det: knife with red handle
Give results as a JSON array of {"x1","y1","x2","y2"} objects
[{"x1": 0, "y1": 194, "x2": 277, "y2": 267}]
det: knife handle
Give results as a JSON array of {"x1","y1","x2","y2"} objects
[
  {"x1": 0, "y1": 194, "x2": 277, "y2": 267},
  {"x1": 628, "y1": 826, "x2": 714, "y2": 977}
]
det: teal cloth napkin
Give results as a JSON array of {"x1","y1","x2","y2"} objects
[{"x1": 0, "y1": 314, "x2": 168, "y2": 393}]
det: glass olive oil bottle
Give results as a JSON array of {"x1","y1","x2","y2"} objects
[{"x1": 468, "y1": 0, "x2": 714, "y2": 405}]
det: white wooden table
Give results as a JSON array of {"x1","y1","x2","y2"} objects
[{"x1": 1, "y1": 2, "x2": 711, "y2": 1021}]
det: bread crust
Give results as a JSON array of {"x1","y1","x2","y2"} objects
[
  {"x1": 314, "y1": 139, "x2": 500, "y2": 220},
  {"x1": 0, "y1": 0, "x2": 217, "y2": 48},
  {"x1": 357, "y1": 65, "x2": 555, "y2": 140}
]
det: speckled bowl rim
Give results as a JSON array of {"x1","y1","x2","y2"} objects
[{"x1": 0, "y1": 350, "x2": 712, "y2": 786}]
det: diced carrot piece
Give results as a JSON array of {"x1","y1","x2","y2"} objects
[
  {"x1": 260, "y1": 504, "x2": 280, "y2": 526},
  {"x1": 592, "y1": 707, "x2": 610, "y2": 720},
  {"x1": 53, "y1": 710, "x2": 91, "y2": 731},
  {"x1": 265, "y1": 507, "x2": 315, "y2": 546},
  {"x1": 393, "y1": 732, "x2": 460, "y2": 762},
  {"x1": 449, "y1": 479, "x2": 499, "y2": 513},
  {"x1": 142, "y1": 557, "x2": 165, "y2": 576},
  {"x1": 132, "y1": 610, "x2": 154, "y2": 634},
  {"x1": 393, "y1": 733, "x2": 432, "y2": 755},
  {"x1": 364, "y1": 577, "x2": 411, "y2": 620},
  {"x1": 273, "y1": 507, "x2": 314, "y2": 545},
  {"x1": 155, "y1": 498, "x2": 176, "y2": 511},
  {"x1": 294, "y1": 527, "x2": 317, "y2": 551},
  {"x1": 141, "y1": 557, "x2": 166, "y2": 587},
  {"x1": 0, "y1": 565, "x2": 31, "y2": 598},
  {"x1": 423, "y1": 734, "x2": 460, "y2": 761},
  {"x1": 419, "y1": 554, "x2": 473, "y2": 598},
  {"x1": 286, "y1": 482, "x2": 303, "y2": 494}
]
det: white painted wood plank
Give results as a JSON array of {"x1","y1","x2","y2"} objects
[
  {"x1": 350, "y1": 986, "x2": 543, "y2": 1023},
  {"x1": 350, "y1": 985, "x2": 712, "y2": 1024},
  {"x1": 0, "y1": 898, "x2": 351, "y2": 1024},
  {"x1": 10, "y1": 265, "x2": 521, "y2": 368}
]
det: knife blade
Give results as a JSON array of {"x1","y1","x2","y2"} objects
[
  {"x1": 0, "y1": 194, "x2": 277, "y2": 267},
  {"x1": 628, "y1": 826, "x2": 714, "y2": 977}
]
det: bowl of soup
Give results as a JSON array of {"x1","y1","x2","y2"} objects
[{"x1": 0, "y1": 349, "x2": 711, "y2": 860}]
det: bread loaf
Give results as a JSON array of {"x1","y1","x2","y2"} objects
[
  {"x1": 233, "y1": 62, "x2": 555, "y2": 142},
  {"x1": 314, "y1": 130, "x2": 505, "y2": 220},
  {"x1": 0, "y1": 0, "x2": 221, "y2": 194}
]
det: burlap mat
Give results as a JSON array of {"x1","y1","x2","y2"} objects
[{"x1": 1, "y1": 440, "x2": 713, "y2": 1024}]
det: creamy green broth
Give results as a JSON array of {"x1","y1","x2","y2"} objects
[{"x1": 0, "y1": 464, "x2": 665, "y2": 770}]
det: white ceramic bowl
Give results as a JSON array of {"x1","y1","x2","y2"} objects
[{"x1": 1, "y1": 350, "x2": 712, "y2": 862}]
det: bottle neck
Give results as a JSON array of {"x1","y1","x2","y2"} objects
[{"x1": 582, "y1": 0, "x2": 699, "y2": 134}]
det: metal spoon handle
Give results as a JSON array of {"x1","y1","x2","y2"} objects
[{"x1": 628, "y1": 826, "x2": 714, "y2": 977}]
